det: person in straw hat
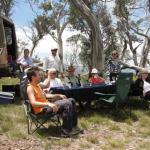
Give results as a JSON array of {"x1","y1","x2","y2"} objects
[
  {"x1": 64, "y1": 65, "x2": 81, "y2": 87},
  {"x1": 43, "y1": 47, "x2": 63, "y2": 73}
]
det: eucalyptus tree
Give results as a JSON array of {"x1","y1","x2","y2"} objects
[
  {"x1": 114, "y1": 0, "x2": 150, "y2": 67},
  {"x1": 30, "y1": 0, "x2": 70, "y2": 66},
  {"x1": 68, "y1": 0, "x2": 115, "y2": 72},
  {"x1": 0, "y1": 0, "x2": 15, "y2": 17}
]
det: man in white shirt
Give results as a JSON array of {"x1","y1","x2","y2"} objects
[
  {"x1": 64, "y1": 66, "x2": 81, "y2": 87},
  {"x1": 17, "y1": 49, "x2": 33, "y2": 72},
  {"x1": 44, "y1": 68, "x2": 63, "y2": 91},
  {"x1": 43, "y1": 48, "x2": 63, "y2": 73},
  {"x1": 17, "y1": 49, "x2": 33, "y2": 81}
]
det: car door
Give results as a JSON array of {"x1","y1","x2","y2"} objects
[{"x1": 0, "y1": 17, "x2": 8, "y2": 67}]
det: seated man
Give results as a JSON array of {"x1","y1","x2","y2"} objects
[
  {"x1": 17, "y1": 48, "x2": 33, "y2": 71},
  {"x1": 139, "y1": 69, "x2": 150, "y2": 99},
  {"x1": 43, "y1": 68, "x2": 63, "y2": 90},
  {"x1": 17, "y1": 49, "x2": 33, "y2": 81},
  {"x1": 89, "y1": 68, "x2": 105, "y2": 85},
  {"x1": 26, "y1": 67, "x2": 82, "y2": 136},
  {"x1": 64, "y1": 66, "x2": 81, "y2": 87},
  {"x1": 131, "y1": 71, "x2": 143, "y2": 96}
]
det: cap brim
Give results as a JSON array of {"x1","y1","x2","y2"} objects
[{"x1": 51, "y1": 49, "x2": 58, "y2": 51}]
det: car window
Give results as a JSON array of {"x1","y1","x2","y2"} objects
[{"x1": 5, "y1": 27, "x2": 12, "y2": 45}]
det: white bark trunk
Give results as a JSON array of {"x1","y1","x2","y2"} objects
[
  {"x1": 140, "y1": 38, "x2": 150, "y2": 67},
  {"x1": 69, "y1": 0, "x2": 104, "y2": 72}
]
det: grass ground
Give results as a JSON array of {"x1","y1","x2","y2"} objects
[{"x1": 0, "y1": 77, "x2": 150, "y2": 150}]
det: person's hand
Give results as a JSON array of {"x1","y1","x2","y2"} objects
[
  {"x1": 48, "y1": 70, "x2": 52, "y2": 76},
  {"x1": 47, "y1": 103, "x2": 58, "y2": 113},
  {"x1": 59, "y1": 94, "x2": 67, "y2": 99},
  {"x1": 43, "y1": 89, "x2": 49, "y2": 93}
]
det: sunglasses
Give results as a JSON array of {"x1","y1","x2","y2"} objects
[
  {"x1": 52, "y1": 72, "x2": 57, "y2": 74},
  {"x1": 142, "y1": 73, "x2": 148, "y2": 74},
  {"x1": 112, "y1": 53, "x2": 118, "y2": 55}
]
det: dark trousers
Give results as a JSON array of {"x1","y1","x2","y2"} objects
[
  {"x1": 109, "y1": 73, "x2": 119, "y2": 81},
  {"x1": 42, "y1": 98, "x2": 77, "y2": 130}
]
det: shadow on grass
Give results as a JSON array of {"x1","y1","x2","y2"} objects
[
  {"x1": 36, "y1": 125, "x2": 61, "y2": 138},
  {"x1": 77, "y1": 98, "x2": 150, "y2": 123},
  {"x1": 14, "y1": 97, "x2": 23, "y2": 105},
  {"x1": 36, "y1": 125, "x2": 79, "y2": 139}
]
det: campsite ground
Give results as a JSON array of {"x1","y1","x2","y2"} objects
[{"x1": 0, "y1": 77, "x2": 150, "y2": 150}]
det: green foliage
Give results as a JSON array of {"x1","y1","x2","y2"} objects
[
  {"x1": 39, "y1": 1, "x2": 52, "y2": 12},
  {"x1": 32, "y1": 0, "x2": 70, "y2": 43},
  {"x1": 0, "y1": 0, "x2": 15, "y2": 17},
  {"x1": 113, "y1": 0, "x2": 130, "y2": 19},
  {"x1": 32, "y1": 15, "x2": 54, "y2": 36},
  {"x1": 98, "y1": 4, "x2": 118, "y2": 57}
]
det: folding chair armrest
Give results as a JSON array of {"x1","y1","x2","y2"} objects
[
  {"x1": 95, "y1": 92, "x2": 116, "y2": 97},
  {"x1": 102, "y1": 96, "x2": 116, "y2": 103},
  {"x1": 25, "y1": 99, "x2": 30, "y2": 104}
]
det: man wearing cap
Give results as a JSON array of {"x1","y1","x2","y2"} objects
[
  {"x1": 43, "y1": 48, "x2": 63, "y2": 73},
  {"x1": 64, "y1": 65, "x2": 81, "y2": 87},
  {"x1": 89, "y1": 68, "x2": 105, "y2": 85}
]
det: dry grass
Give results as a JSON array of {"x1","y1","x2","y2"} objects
[{"x1": 0, "y1": 77, "x2": 150, "y2": 149}]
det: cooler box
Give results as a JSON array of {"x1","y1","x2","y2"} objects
[
  {"x1": 2, "y1": 84, "x2": 20, "y2": 97},
  {"x1": 0, "y1": 92, "x2": 15, "y2": 104}
]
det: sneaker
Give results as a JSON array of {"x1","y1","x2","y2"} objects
[
  {"x1": 72, "y1": 127, "x2": 84, "y2": 134},
  {"x1": 61, "y1": 129, "x2": 79, "y2": 137},
  {"x1": 60, "y1": 129, "x2": 70, "y2": 138}
]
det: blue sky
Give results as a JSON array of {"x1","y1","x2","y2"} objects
[
  {"x1": 12, "y1": 0, "x2": 35, "y2": 26},
  {"x1": 11, "y1": 0, "x2": 76, "y2": 60}
]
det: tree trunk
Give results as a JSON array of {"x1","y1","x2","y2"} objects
[
  {"x1": 120, "y1": 39, "x2": 127, "y2": 60},
  {"x1": 56, "y1": 19, "x2": 69, "y2": 71},
  {"x1": 126, "y1": 32, "x2": 138, "y2": 66},
  {"x1": 57, "y1": 32, "x2": 64, "y2": 70},
  {"x1": 91, "y1": 22, "x2": 104, "y2": 71},
  {"x1": 140, "y1": 38, "x2": 150, "y2": 67},
  {"x1": 69, "y1": 0, "x2": 104, "y2": 72},
  {"x1": 30, "y1": 40, "x2": 39, "y2": 57}
]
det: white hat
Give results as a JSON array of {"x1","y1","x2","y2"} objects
[
  {"x1": 91, "y1": 68, "x2": 98, "y2": 74},
  {"x1": 48, "y1": 68, "x2": 57, "y2": 72}
]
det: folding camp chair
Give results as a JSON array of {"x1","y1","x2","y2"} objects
[
  {"x1": 23, "y1": 100, "x2": 61, "y2": 134},
  {"x1": 21, "y1": 79, "x2": 61, "y2": 134},
  {"x1": 95, "y1": 73, "x2": 133, "y2": 110}
]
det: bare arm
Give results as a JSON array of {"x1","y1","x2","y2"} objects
[
  {"x1": 27, "y1": 86, "x2": 48, "y2": 107},
  {"x1": 43, "y1": 57, "x2": 48, "y2": 71},
  {"x1": 98, "y1": 76, "x2": 105, "y2": 81},
  {"x1": 27, "y1": 86, "x2": 58, "y2": 112},
  {"x1": 46, "y1": 93, "x2": 66, "y2": 100},
  {"x1": 89, "y1": 77, "x2": 92, "y2": 83},
  {"x1": 40, "y1": 75, "x2": 51, "y2": 89}
]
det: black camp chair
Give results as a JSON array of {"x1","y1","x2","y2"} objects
[
  {"x1": 95, "y1": 73, "x2": 133, "y2": 110},
  {"x1": 21, "y1": 78, "x2": 61, "y2": 134},
  {"x1": 23, "y1": 100, "x2": 61, "y2": 134}
]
